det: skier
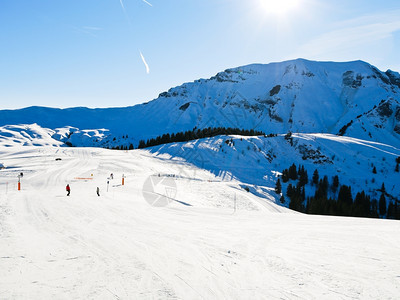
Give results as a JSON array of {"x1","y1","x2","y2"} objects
[
  {"x1": 66, "y1": 184, "x2": 71, "y2": 196},
  {"x1": 96, "y1": 186, "x2": 100, "y2": 197},
  {"x1": 110, "y1": 173, "x2": 114, "y2": 180}
]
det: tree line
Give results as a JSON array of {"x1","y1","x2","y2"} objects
[
  {"x1": 137, "y1": 127, "x2": 266, "y2": 149},
  {"x1": 275, "y1": 163, "x2": 400, "y2": 219}
]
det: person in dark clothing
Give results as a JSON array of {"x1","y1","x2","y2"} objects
[
  {"x1": 96, "y1": 187, "x2": 100, "y2": 197},
  {"x1": 66, "y1": 184, "x2": 71, "y2": 196}
]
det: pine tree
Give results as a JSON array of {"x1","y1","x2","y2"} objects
[
  {"x1": 322, "y1": 176, "x2": 329, "y2": 193},
  {"x1": 286, "y1": 184, "x2": 294, "y2": 198},
  {"x1": 338, "y1": 185, "x2": 353, "y2": 216},
  {"x1": 332, "y1": 175, "x2": 339, "y2": 193},
  {"x1": 387, "y1": 201, "x2": 394, "y2": 219},
  {"x1": 370, "y1": 199, "x2": 379, "y2": 218},
  {"x1": 372, "y1": 166, "x2": 377, "y2": 174},
  {"x1": 354, "y1": 191, "x2": 370, "y2": 217},
  {"x1": 396, "y1": 163, "x2": 399, "y2": 172},
  {"x1": 395, "y1": 201, "x2": 400, "y2": 220},
  {"x1": 312, "y1": 169, "x2": 319, "y2": 186},
  {"x1": 281, "y1": 169, "x2": 289, "y2": 183},
  {"x1": 299, "y1": 165, "x2": 308, "y2": 186},
  {"x1": 289, "y1": 190, "x2": 304, "y2": 213},
  {"x1": 288, "y1": 163, "x2": 298, "y2": 180},
  {"x1": 380, "y1": 183, "x2": 386, "y2": 193},
  {"x1": 280, "y1": 195, "x2": 285, "y2": 204},
  {"x1": 379, "y1": 193, "x2": 386, "y2": 216},
  {"x1": 275, "y1": 178, "x2": 282, "y2": 194}
]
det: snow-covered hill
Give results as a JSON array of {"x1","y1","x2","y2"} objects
[
  {"x1": 1, "y1": 123, "x2": 399, "y2": 202},
  {"x1": 0, "y1": 124, "x2": 63, "y2": 147},
  {"x1": 0, "y1": 147, "x2": 399, "y2": 298},
  {"x1": 0, "y1": 59, "x2": 399, "y2": 147},
  {"x1": 149, "y1": 133, "x2": 400, "y2": 202},
  {"x1": 0, "y1": 124, "x2": 109, "y2": 148}
]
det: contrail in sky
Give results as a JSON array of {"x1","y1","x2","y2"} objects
[
  {"x1": 119, "y1": 0, "x2": 132, "y2": 26},
  {"x1": 119, "y1": 1, "x2": 152, "y2": 75},
  {"x1": 142, "y1": 0, "x2": 153, "y2": 7},
  {"x1": 119, "y1": 0, "x2": 126, "y2": 11},
  {"x1": 140, "y1": 51, "x2": 150, "y2": 74}
]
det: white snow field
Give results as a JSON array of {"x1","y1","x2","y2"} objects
[{"x1": 0, "y1": 147, "x2": 399, "y2": 299}]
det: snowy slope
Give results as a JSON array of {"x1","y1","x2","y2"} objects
[
  {"x1": 0, "y1": 59, "x2": 399, "y2": 147},
  {"x1": 0, "y1": 124, "x2": 63, "y2": 147},
  {"x1": 0, "y1": 124, "x2": 110, "y2": 148},
  {"x1": 1, "y1": 123, "x2": 399, "y2": 201},
  {"x1": 149, "y1": 133, "x2": 400, "y2": 203},
  {"x1": 0, "y1": 147, "x2": 399, "y2": 299}
]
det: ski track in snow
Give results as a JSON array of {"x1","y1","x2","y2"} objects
[{"x1": 0, "y1": 147, "x2": 399, "y2": 299}]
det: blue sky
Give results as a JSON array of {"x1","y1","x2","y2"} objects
[{"x1": 1, "y1": 0, "x2": 400, "y2": 109}]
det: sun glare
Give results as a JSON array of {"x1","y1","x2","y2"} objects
[{"x1": 260, "y1": 0, "x2": 300, "y2": 15}]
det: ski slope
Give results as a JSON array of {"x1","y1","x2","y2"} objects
[{"x1": 0, "y1": 147, "x2": 399, "y2": 299}]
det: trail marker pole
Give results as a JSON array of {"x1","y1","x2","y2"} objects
[
  {"x1": 17, "y1": 175, "x2": 21, "y2": 191},
  {"x1": 122, "y1": 174, "x2": 125, "y2": 186},
  {"x1": 107, "y1": 181, "x2": 109, "y2": 192}
]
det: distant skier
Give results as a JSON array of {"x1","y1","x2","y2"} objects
[
  {"x1": 66, "y1": 184, "x2": 71, "y2": 196},
  {"x1": 110, "y1": 173, "x2": 114, "y2": 180},
  {"x1": 96, "y1": 186, "x2": 100, "y2": 197}
]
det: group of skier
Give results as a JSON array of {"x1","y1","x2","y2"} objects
[
  {"x1": 65, "y1": 184, "x2": 100, "y2": 197},
  {"x1": 66, "y1": 183, "x2": 100, "y2": 197},
  {"x1": 65, "y1": 173, "x2": 113, "y2": 197}
]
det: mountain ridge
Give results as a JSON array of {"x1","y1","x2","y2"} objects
[{"x1": 1, "y1": 59, "x2": 399, "y2": 147}]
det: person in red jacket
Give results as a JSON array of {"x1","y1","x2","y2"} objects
[{"x1": 66, "y1": 184, "x2": 71, "y2": 196}]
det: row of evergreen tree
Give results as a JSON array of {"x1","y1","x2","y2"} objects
[
  {"x1": 276, "y1": 164, "x2": 400, "y2": 220},
  {"x1": 103, "y1": 128, "x2": 276, "y2": 150},
  {"x1": 109, "y1": 144, "x2": 134, "y2": 150},
  {"x1": 137, "y1": 127, "x2": 266, "y2": 149}
]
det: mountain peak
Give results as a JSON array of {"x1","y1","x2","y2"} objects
[{"x1": 0, "y1": 59, "x2": 399, "y2": 148}]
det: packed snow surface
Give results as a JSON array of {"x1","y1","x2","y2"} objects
[{"x1": 0, "y1": 147, "x2": 399, "y2": 299}]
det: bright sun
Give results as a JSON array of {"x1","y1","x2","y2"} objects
[{"x1": 260, "y1": 0, "x2": 300, "y2": 15}]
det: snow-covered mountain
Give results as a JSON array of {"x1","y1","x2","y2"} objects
[
  {"x1": 1, "y1": 60, "x2": 400, "y2": 298},
  {"x1": 1, "y1": 58, "x2": 399, "y2": 209},
  {"x1": 1, "y1": 59, "x2": 399, "y2": 147}
]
